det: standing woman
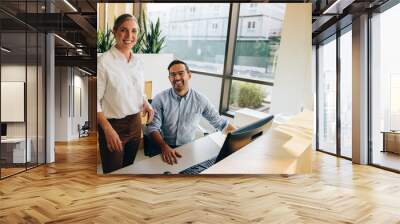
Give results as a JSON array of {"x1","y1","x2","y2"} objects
[{"x1": 97, "y1": 14, "x2": 154, "y2": 173}]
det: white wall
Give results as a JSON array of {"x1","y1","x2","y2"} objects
[
  {"x1": 1, "y1": 65, "x2": 30, "y2": 137},
  {"x1": 55, "y1": 67, "x2": 69, "y2": 141},
  {"x1": 270, "y1": 4, "x2": 312, "y2": 116},
  {"x1": 55, "y1": 67, "x2": 89, "y2": 141},
  {"x1": 137, "y1": 54, "x2": 175, "y2": 97}
]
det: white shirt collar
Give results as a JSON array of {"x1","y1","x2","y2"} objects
[{"x1": 110, "y1": 46, "x2": 134, "y2": 63}]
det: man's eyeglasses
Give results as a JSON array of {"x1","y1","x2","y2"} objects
[{"x1": 169, "y1": 71, "x2": 186, "y2": 78}]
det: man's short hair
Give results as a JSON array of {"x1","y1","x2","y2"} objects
[{"x1": 168, "y1": 60, "x2": 190, "y2": 73}]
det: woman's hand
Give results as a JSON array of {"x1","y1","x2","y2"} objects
[
  {"x1": 142, "y1": 100, "x2": 154, "y2": 123},
  {"x1": 104, "y1": 126, "x2": 123, "y2": 152}
]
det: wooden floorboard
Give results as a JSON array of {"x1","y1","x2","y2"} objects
[{"x1": 1, "y1": 135, "x2": 400, "y2": 223}]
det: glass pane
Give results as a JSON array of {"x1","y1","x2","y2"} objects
[
  {"x1": 38, "y1": 33, "x2": 46, "y2": 165},
  {"x1": 1, "y1": 31, "x2": 27, "y2": 177},
  {"x1": 147, "y1": 3, "x2": 230, "y2": 74},
  {"x1": 340, "y1": 29, "x2": 352, "y2": 158},
  {"x1": 233, "y1": 3, "x2": 286, "y2": 82},
  {"x1": 27, "y1": 31, "x2": 38, "y2": 169},
  {"x1": 371, "y1": 4, "x2": 400, "y2": 171},
  {"x1": 318, "y1": 37, "x2": 337, "y2": 154},
  {"x1": 228, "y1": 80, "x2": 272, "y2": 113}
]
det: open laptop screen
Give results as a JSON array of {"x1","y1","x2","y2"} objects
[{"x1": 215, "y1": 115, "x2": 274, "y2": 163}]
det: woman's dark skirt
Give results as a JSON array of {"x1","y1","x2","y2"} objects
[{"x1": 98, "y1": 113, "x2": 141, "y2": 174}]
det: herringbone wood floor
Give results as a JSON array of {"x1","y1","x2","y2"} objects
[{"x1": 1, "y1": 135, "x2": 400, "y2": 224}]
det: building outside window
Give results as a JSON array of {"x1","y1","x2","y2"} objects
[{"x1": 147, "y1": 3, "x2": 286, "y2": 113}]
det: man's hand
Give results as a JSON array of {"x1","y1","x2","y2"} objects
[
  {"x1": 142, "y1": 100, "x2": 154, "y2": 123},
  {"x1": 104, "y1": 126, "x2": 123, "y2": 152},
  {"x1": 224, "y1": 123, "x2": 237, "y2": 134},
  {"x1": 161, "y1": 145, "x2": 182, "y2": 165}
]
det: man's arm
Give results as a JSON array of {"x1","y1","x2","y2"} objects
[
  {"x1": 202, "y1": 97, "x2": 237, "y2": 133},
  {"x1": 224, "y1": 122, "x2": 236, "y2": 134},
  {"x1": 146, "y1": 96, "x2": 181, "y2": 165},
  {"x1": 149, "y1": 131, "x2": 181, "y2": 165}
]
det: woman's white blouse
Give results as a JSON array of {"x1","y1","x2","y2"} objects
[{"x1": 97, "y1": 46, "x2": 145, "y2": 119}]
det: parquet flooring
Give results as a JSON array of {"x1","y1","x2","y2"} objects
[{"x1": 1, "y1": 135, "x2": 400, "y2": 223}]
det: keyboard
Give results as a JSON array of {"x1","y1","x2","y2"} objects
[{"x1": 179, "y1": 157, "x2": 217, "y2": 175}]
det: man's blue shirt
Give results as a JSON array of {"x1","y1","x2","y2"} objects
[{"x1": 146, "y1": 88, "x2": 228, "y2": 146}]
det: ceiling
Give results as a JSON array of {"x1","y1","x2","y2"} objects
[{"x1": 0, "y1": 0, "x2": 96, "y2": 74}]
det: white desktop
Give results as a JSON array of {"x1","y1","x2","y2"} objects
[
  {"x1": 111, "y1": 111, "x2": 313, "y2": 175},
  {"x1": 1, "y1": 138, "x2": 32, "y2": 163},
  {"x1": 112, "y1": 132, "x2": 226, "y2": 174}
]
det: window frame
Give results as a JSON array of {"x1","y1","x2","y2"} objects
[
  {"x1": 146, "y1": 3, "x2": 279, "y2": 117},
  {"x1": 315, "y1": 23, "x2": 353, "y2": 160}
]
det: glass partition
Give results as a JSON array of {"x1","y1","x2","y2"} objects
[
  {"x1": 0, "y1": 0, "x2": 46, "y2": 179},
  {"x1": 317, "y1": 36, "x2": 337, "y2": 155},
  {"x1": 371, "y1": 3, "x2": 400, "y2": 171},
  {"x1": 339, "y1": 28, "x2": 352, "y2": 158},
  {"x1": 1, "y1": 28, "x2": 28, "y2": 178}
]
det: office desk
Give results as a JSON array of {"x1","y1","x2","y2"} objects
[
  {"x1": 1, "y1": 138, "x2": 32, "y2": 164},
  {"x1": 203, "y1": 111, "x2": 313, "y2": 174},
  {"x1": 112, "y1": 110, "x2": 313, "y2": 175},
  {"x1": 202, "y1": 129, "x2": 312, "y2": 174},
  {"x1": 112, "y1": 132, "x2": 226, "y2": 174},
  {"x1": 381, "y1": 131, "x2": 400, "y2": 154}
]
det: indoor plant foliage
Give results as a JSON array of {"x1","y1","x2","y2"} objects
[
  {"x1": 97, "y1": 11, "x2": 165, "y2": 54},
  {"x1": 97, "y1": 28, "x2": 114, "y2": 53},
  {"x1": 141, "y1": 17, "x2": 166, "y2": 53}
]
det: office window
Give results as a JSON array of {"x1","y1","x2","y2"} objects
[
  {"x1": 371, "y1": 3, "x2": 400, "y2": 171},
  {"x1": 317, "y1": 36, "x2": 337, "y2": 155},
  {"x1": 145, "y1": 3, "x2": 292, "y2": 115},
  {"x1": 226, "y1": 3, "x2": 285, "y2": 113},
  {"x1": 246, "y1": 21, "x2": 256, "y2": 30},
  {"x1": 147, "y1": 3, "x2": 229, "y2": 74},
  {"x1": 340, "y1": 28, "x2": 352, "y2": 158},
  {"x1": 212, "y1": 23, "x2": 218, "y2": 31},
  {"x1": 233, "y1": 4, "x2": 285, "y2": 82},
  {"x1": 228, "y1": 80, "x2": 272, "y2": 113}
]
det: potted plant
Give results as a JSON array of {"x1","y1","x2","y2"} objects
[{"x1": 97, "y1": 27, "x2": 114, "y2": 54}]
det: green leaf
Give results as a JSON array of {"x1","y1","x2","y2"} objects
[
  {"x1": 97, "y1": 27, "x2": 114, "y2": 53},
  {"x1": 139, "y1": 10, "x2": 166, "y2": 53}
]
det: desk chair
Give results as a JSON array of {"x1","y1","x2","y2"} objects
[{"x1": 78, "y1": 121, "x2": 90, "y2": 138}]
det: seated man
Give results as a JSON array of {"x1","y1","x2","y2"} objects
[{"x1": 146, "y1": 60, "x2": 236, "y2": 165}]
